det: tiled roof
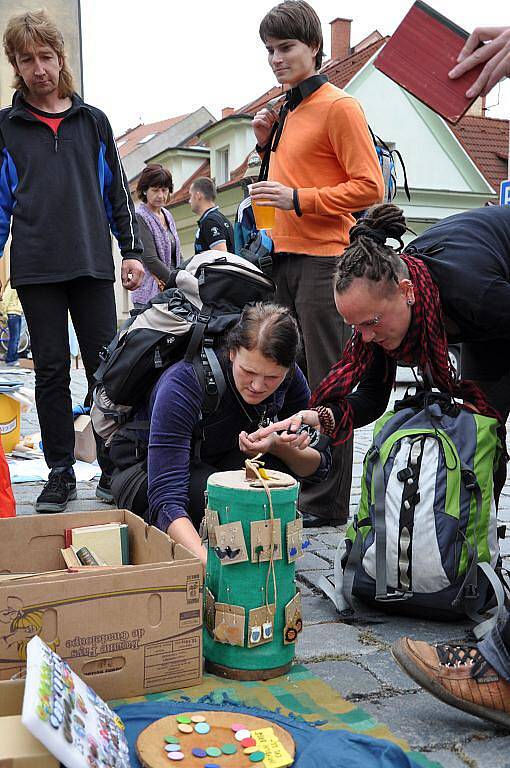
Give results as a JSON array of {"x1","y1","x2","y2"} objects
[
  {"x1": 168, "y1": 160, "x2": 211, "y2": 206},
  {"x1": 236, "y1": 85, "x2": 287, "y2": 117},
  {"x1": 116, "y1": 115, "x2": 189, "y2": 158},
  {"x1": 322, "y1": 37, "x2": 387, "y2": 88},
  {"x1": 450, "y1": 114, "x2": 509, "y2": 194}
]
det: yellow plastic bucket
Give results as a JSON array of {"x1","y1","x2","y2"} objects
[{"x1": 0, "y1": 394, "x2": 20, "y2": 453}]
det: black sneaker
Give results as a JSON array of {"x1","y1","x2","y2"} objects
[
  {"x1": 35, "y1": 471, "x2": 77, "y2": 513},
  {"x1": 96, "y1": 472, "x2": 114, "y2": 503}
]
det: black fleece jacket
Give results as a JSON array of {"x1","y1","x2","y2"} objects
[{"x1": 0, "y1": 92, "x2": 142, "y2": 287}]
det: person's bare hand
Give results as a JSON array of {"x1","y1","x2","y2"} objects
[
  {"x1": 239, "y1": 430, "x2": 276, "y2": 457},
  {"x1": 249, "y1": 181, "x2": 294, "y2": 210},
  {"x1": 252, "y1": 107, "x2": 278, "y2": 148},
  {"x1": 449, "y1": 26, "x2": 510, "y2": 98},
  {"x1": 121, "y1": 258, "x2": 144, "y2": 290}
]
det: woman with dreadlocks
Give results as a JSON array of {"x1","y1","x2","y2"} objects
[
  {"x1": 246, "y1": 201, "x2": 510, "y2": 730},
  {"x1": 248, "y1": 201, "x2": 510, "y2": 499}
]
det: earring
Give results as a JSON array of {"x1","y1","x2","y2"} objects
[{"x1": 407, "y1": 299, "x2": 413, "y2": 305}]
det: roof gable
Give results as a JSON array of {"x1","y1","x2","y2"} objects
[{"x1": 116, "y1": 115, "x2": 189, "y2": 158}]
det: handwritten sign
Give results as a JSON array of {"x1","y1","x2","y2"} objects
[{"x1": 252, "y1": 726, "x2": 294, "y2": 768}]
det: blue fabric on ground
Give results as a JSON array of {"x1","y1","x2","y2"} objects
[{"x1": 114, "y1": 696, "x2": 422, "y2": 768}]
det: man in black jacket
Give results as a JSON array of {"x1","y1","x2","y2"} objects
[{"x1": 1, "y1": 10, "x2": 144, "y2": 512}]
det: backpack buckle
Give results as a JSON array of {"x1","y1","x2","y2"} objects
[
  {"x1": 257, "y1": 252, "x2": 273, "y2": 275},
  {"x1": 464, "y1": 584, "x2": 480, "y2": 600},
  {"x1": 98, "y1": 346, "x2": 109, "y2": 362},
  {"x1": 397, "y1": 467, "x2": 413, "y2": 482},
  {"x1": 461, "y1": 469, "x2": 478, "y2": 491},
  {"x1": 366, "y1": 446, "x2": 379, "y2": 462},
  {"x1": 376, "y1": 590, "x2": 412, "y2": 602}
]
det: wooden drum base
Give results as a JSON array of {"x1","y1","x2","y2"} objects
[{"x1": 205, "y1": 659, "x2": 292, "y2": 681}]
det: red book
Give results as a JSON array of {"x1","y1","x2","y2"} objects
[
  {"x1": 64, "y1": 528, "x2": 72, "y2": 547},
  {"x1": 374, "y1": 1, "x2": 485, "y2": 124}
]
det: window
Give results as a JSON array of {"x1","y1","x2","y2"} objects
[
  {"x1": 216, "y1": 147, "x2": 229, "y2": 185},
  {"x1": 138, "y1": 133, "x2": 157, "y2": 145}
]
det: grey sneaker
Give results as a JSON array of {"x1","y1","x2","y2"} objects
[{"x1": 95, "y1": 472, "x2": 114, "y2": 503}]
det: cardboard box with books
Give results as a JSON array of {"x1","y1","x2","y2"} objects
[{"x1": 0, "y1": 509, "x2": 203, "y2": 700}]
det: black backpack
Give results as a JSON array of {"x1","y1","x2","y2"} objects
[{"x1": 90, "y1": 252, "x2": 275, "y2": 446}]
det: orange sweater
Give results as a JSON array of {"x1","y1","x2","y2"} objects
[{"x1": 269, "y1": 83, "x2": 384, "y2": 256}]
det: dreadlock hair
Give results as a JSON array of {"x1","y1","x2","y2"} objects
[{"x1": 335, "y1": 204, "x2": 413, "y2": 295}]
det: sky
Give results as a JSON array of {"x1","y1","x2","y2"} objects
[{"x1": 80, "y1": 0, "x2": 510, "y2": 137}]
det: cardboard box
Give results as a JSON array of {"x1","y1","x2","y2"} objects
[
  {"x1": 18, "y1": 358, "x2": 34, "y2": 370},
  {"x1": 73, "y1": 414, "x2": 97, "y2": 463},
  {"x1": 0, "y1": 510, "x2": 203, "y2": 700},
  {"x1": 0, "y1": 682, "x2": 57, "y2": 767},
  {"x1": 0, "y1": 715, "x2": 58, "y2": 768}
]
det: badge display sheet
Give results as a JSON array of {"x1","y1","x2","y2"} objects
[
  {"x1": 21, "y1": 636, "x2": 131, "y2": 768},
  {"x1": 214, "y1": 521, "x2": 249, "y2": 565},
  {"x1": 250, "y1": 519, "x2": 282, "y2": 563}
]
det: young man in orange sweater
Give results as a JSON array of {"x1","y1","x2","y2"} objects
[{"x1": 250, "y1": 0, "x2": 384, "y2": 526}]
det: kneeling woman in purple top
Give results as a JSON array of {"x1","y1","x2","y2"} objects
[{"x1": 110, "y1": 303, "x2": 330, "y2": 566}]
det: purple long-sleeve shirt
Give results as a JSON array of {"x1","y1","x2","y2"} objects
[{"x1": 145, "y1": 357, "x2": 330, "y2": 532}]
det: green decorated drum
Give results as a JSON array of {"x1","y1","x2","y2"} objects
[{"x1": 203, "y1": 469, "x2": 305, "y2": 680}]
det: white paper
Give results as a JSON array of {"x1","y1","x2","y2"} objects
[{"x1": 7, "y1": 458, "x2": 100, "y2": 483}]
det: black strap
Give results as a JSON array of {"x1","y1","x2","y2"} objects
[
  {"x1": 184, "y1": 306, "x2": 211, "y2": 363},
  {"x1": 258, "y1": 120, "x2": 280, "y2": 182}
]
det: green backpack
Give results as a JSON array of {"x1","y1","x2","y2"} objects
[{"x1": 320, "y1": 390, "x2": 507, "y2": 637}]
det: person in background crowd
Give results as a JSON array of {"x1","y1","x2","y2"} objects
[
  {"x1": 109, "y1": 304, "x2": 331, "y2": 565},
  {"x1": 0, "y1": 10, "x2": 143, "y2": 512},
  {"x1": 189, "y1": 177, "x2": 234, "y2": 254},
  {"x1": 250, "y1": 0, "x2": 384, "y2": 527},
  {"x1": 131, "y1": 164, "x2": 181, "y2": 309},
  {"x1": 0, "y1": 280, "x2": 22, "y2": 366}
]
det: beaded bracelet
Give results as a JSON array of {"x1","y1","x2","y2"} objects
[{"x1": 311, "y1": 406, "x2": 335, "y2": 436}]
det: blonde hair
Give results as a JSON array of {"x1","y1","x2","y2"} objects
[{"x1": 3, "y1": 9, "x2": 75, "y2": 98}]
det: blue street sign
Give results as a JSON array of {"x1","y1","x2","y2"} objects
[{"x1": 500, "y1": 180, "x2": 510, "y2": 206}]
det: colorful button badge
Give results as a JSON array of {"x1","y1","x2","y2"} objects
[
  {"x1": 205, "y1": 747, "x2": 222, "y2": 758},
  {"x1": 250, "y1": 752, "x2": 266, "y2": 763},
  {"x1": 192, "y1": 748, "x2": 208, "y2": 758},
  {"x1": 165, "y1": 736, "x2": 180, "y2": 744},
  {"x1": 221, "y1": 744, "x2": 237, "y2": 754},
  {"x1": 167, "y1": 752, "x2": 184, "y2": 761},
  {"x1": 234, "y1": 728, "x2": 251, "y2": 741},
  {"x1": 165, "y1": 744, "x2": 181, "y2": 753},
  {"x1": 195, "y1": 722, "x2": 210, "y2": 734},
  {"x1": 176, "y1": 716, "x2": 192, "y2": 724},
  {"x1": 191, "y1": 715, "x2": 206, "y2": 723},
  {"x1": 177, "y1": 723, "x2": 193, "y2": 734}
]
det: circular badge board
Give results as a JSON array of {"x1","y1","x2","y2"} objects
[{"x1": 136, "y1": 710, "x2": 295, "y2": 768}]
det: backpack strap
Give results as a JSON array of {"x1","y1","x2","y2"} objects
[
  {"x1": 467, "y1": 562, "x2": 508, "y2": 639},
  {"x1": 190, "y1": 339, "x2": 227, "y2": 465},
  {"x1": 184, "y1": 306, "x2": 212, "y2": 363}
]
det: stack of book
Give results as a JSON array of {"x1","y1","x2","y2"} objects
[{"x1": 61, "y1": 522, "x2": 129, "y2": 569}]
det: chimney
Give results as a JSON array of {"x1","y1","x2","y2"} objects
[
  {"x1": 330, "y1": 18, "x2": 352, "y2": 61},
  {"x1": 222, "y1": 107, "x2": 235, "y2": 119}
]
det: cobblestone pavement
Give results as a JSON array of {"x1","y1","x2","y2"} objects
[{"x1": 12, "y1": 367, "x2": 510, "y2": 766}]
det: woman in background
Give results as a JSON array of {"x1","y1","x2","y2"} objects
[{"x1": 132, "y1": 164, "x2": 181, "y2": 308}]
